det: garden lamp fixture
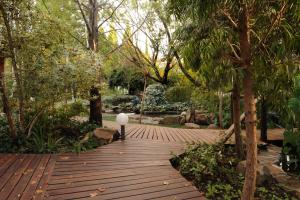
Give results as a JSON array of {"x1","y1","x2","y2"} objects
[{"x1": 116, "y1": 113, "x2": 129, "y2": 140}]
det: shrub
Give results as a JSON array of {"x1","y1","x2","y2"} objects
[
  {"x1": 174, "y1": 143, "x2": 297, "y2": 199},
  {"x1": 0, "y1": 109, "x2": 101, "y2": 154},
  {"x1": 103, "y1": 95, "x2": 138, "y2": 106},
  {"x1": 166, "y1": 85, "x2": 192, "y2": 103},
  {"x1": 144, "y1": 84, "x2": 167, "y2": 111},
  {"x1": 282, "y1": 75, "x2": 300, "y2": 172}
]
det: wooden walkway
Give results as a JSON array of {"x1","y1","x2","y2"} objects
[
  {"x1": 0, "y1": 123, "x2": 215, "y2": 200},
  {"x1": 0, "y1": 122, "x2": 284, "y2": 199}
]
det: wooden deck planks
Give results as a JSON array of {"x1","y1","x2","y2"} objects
[
  {"x1": 0, "y1": 122, "x2": 282, "y2": 199},
  {"x1": 0, "y1": 122, "x2": 283, "y2": 200},
  {"x1": 45, "y1": 139, "x2": 201, "y2": 200},
  {"x1": 0, "y1": 154, "x2": 54, "y2": 200}
]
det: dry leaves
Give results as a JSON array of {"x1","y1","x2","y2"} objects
[
  {"x1": 35, "y1": 189, "x2": 44, "y2": 194},
  {"x1": 89, "y1": 192, "x2": 98, "y2": 197},
  {"x1": 60, "y1": 156, "x2": 70, "y2": 160},
  {"x1": 97, "y1": 187, "x2": 107, "y2": 193}
]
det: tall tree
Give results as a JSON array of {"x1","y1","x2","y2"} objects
[
  {"x1": 0, "y1": 57, "x2": 16, "y2": 138},
  {"x1": 169, "y1": 0, "x2": 300, "y2": 199},
  {"x1": 0, "y1": 1, "x2": 26, "y2": 132},
  {"x1": 75, "y1": 0, "x2": 125, "y2": 126}
]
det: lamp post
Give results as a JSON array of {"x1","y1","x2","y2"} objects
[{"x1": 116, "y1": 113, "x2": 129, "y2": 140}]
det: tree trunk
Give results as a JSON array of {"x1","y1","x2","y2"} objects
[
  {"x1": 0, "y1": 4, "x2": 25, "y2": 132},
  {"x1": 86, "y1": 0, "x2": 103, "y2": 126},
  {"x1": 139, "y1": 75, "x2": 147, "y2": 124},
  {"x1": 218, "y1": 92, "x2": 223, "y2": 129},
  {"x1": 233, "y1": 77, "x2": 244, "y2": 159},
  {"x1": 260, "y1": 97, "x2": 268, "y2": 142},
  {"x1": 89, "y1": 86, "x2": 102, "y2": 126},
  {"x1": 240, "y1": 5, "x2": 258, "y2": 200},
  {"x1": 0, "y1": 57, "x2": 17, "y2": 138}
]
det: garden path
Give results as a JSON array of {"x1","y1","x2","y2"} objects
[
  {"x1": 0, "y1": 121, "x2": 283, "y2": 200},
  {"x1": 1, "y1": 122, "x2": 218, "y2": 200}
]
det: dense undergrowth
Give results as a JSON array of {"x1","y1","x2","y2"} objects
[
  {"x1": 172, "y1": 143, "x2": 298, "y2": 200},
  {"x1": 0, "y1": 101, "x2": 103, "y2": 154}
]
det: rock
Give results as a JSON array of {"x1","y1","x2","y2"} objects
[
  {"x1": 112, "y1": 106, "x2": 121, "y2": 113},
  {"x1": 263, "y1": 164, "x2": 285, "y2": 178},
  {"x1": 207, "y1": 124, "x2": 218, "y2": 129},
  {"x1": 195, "y1": 113, "x2": 209, "y2": 125},
  {"x1": 236, "y1": 160, "x2": 246, "y2": 175},
  {"x1": 236, "y1": 160, "x2": 269, "y2": 186},
  {"x1": 93, "y1": 128, "x2": 119, "y2": 144},
  {"x1": 186, "y1": 109, "x2": 195, "y2": 123},
  {"x1": 181, "y1": 111, "x2": 187, "y2": 116},
  {"x1": 159, "y1": 115, "x2": 180, "y2": 125},
  {"x1": 180, "y1": 117, "x2": 186, "y2": 125},
  {"x1": 185, "y1": 123, "x2": 200, "y2": 129}
]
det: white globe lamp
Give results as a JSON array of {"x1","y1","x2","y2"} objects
[{"x1": 116, "y1": 113, "x2": 129, "y2": 140}]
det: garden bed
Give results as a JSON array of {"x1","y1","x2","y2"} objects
[{"x1": 171, "y1": 143, "x2": 298, "y2": 199}]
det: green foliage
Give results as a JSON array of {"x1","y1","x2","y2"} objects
[
  {"x1": 192, "y1": 92, "x2": 232, "y2": 128},
  {"x1": 287, "y1": 75, "x2": 300, "y2": 128},
  {"x1": 56, "y1": 101, "x2": 88, "y2": 119},
  {"x1": 166, "y1": 85, "x2": 192, "y2": 103},
  {"x1": 108, "y1": 67, "x2": 144, "y2": 94},
  {"x1": 0, "y1": 109, "x2": 100, "y2": 153},
  {"x1": 281, "y1": 76, "x2": 300, "y2": 172},
  {"x1": 175, "y1": 143, "x2": 297, "y2": 199},
  {"x1": 144, "y1": 84, "x2": 168, "y2": 109},
  {"x1": 103, "y1": 95, "x2": 138, "y2": 106}
]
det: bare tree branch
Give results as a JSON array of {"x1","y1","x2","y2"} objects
[
  {"x1": 221, "y1": 9, "x2": 238, "y2": 29},
  {"x1": 74, "y1": 0, "x2": 91, "y2": 33},
  {"x1": 174, "y1": 51, "x2": 201, "y2": 87},
  {"x1": 97, "y1": 0, "x2": 126, "y2": 29}
]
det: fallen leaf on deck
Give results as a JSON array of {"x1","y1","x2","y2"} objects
[
  {"x1": 36, "y1": 189, "x2": 44, "y2": 194},
  {"x1": 97, "y1": 187, "x2": 107, "y2": 192},
  {"x1": 89, "y1": 192, "x2": 98, "y2": 197},
  {"x1": 60, "y1": 156, "x2": 70, "y2": 160},
  {"x1": 163, "y1": 181, "x2": 169, "y2": 185},
  {"x1": 31, "y1": 180, "x2": 37, "y2": 184}
]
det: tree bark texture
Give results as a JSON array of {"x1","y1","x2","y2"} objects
[
  {"x1": 240, "y1": 5, "x2": 258, "y2": 200},
  {"x1": 0, "y1": 57, "x2": 17, "y2": 138}
]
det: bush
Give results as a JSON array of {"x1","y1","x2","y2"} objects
[
  {"x1": 166, "y1": 85, "x2": 192, "y2": 103},
  {"x1": 174, "y1": 143, "x2": 297, "y2": 199},
  {"x1": 192, "y1": 92, "x2": 232, "y2": 128},
  {"x1": 282, "y1": 75, "x2": 300, "y2": 172},
  {"x1": 103, "y1": 95, "x2": 138, "y2": 106},
  {"x1": 144, "y1": 84, "x2": 168, "y2": 108},
  {"x1": 0, "y1": 108, "x2": 101, "y2": 154}
]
